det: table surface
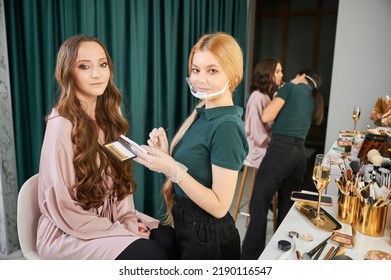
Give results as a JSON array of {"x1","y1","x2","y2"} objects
[{"x1": 259, "y1": 191, "x2": 391, "y2": 260}]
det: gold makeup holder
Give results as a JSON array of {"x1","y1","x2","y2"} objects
[
  {"x1": 337, "y1": 193, "x2": 388, "y2": 237},
  {"x1": 337, "y1": 193, "x2": 359, "y2": 224},
  {"x1": 295, "y1": 202, "x2": 342, "y2": 231},
  {"x1": 355, "y1": 202, "x2": 388, "y2": 237}
]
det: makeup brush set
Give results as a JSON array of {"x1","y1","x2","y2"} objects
[
  {"x1": 278, "y1": 233, "x2": 353, "y2": 260},
  {"x1": 336, "y1": 149, "x2": 390, "y2": 237}
]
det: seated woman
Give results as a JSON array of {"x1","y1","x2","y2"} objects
[{"x1": 36, "y1": 34, "x2": 179, "y2": 260}]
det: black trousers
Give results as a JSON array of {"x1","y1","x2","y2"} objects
[
  {"x1": 172, "y1": 193, "x2": 240, "y2": 260},
  {"x1": 116, "y1": 225, "x2": 180, "y2": 260},
  {"x1": 241, "y1": 135, "x2": 306, "y2": 260}
]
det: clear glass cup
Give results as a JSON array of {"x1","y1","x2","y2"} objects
[
  {"x1": 312, "y1": 154, "x2": 331, "y2": 226},
  {"x1": 352, "y1": 106, "x2": 361, "y2": 132}
]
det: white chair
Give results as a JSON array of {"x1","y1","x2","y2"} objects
[{"x1": 17, "y1": 173, "x2": 43, "y2": 259}]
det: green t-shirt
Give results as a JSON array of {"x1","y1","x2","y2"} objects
[
  {"x1": 271, "y1": 83, "x2": 315, "y2": 139},
  {"x1": 173, "y1": 105, "x2": 249, "y2": 198}
]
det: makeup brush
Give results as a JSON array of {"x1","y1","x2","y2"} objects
[
  {"x1": 301, "y1": 235, "x2": 331, "y2": 260},
  {"x1": 313, "y1": 241, "x2": 327, "y2": 260},
  {"x1": 329, "y1": 244, "x2": 342, "y2": 260},
  {"x1": 288, "y1": 231, "x2": 302, "y2": 260},
  {"x1": 350, "y1": 159, "x2": 362, "y2": 174},
  {"x1": 361, "y1": 189, "x2": 369, "y2": 204},
  {"x1": 323, "y1": 246, "x2": 335, "y2": 260}
]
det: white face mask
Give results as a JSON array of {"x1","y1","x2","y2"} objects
[{"x1": 185, "y1": 78, "x2": 230, "y2": 100}]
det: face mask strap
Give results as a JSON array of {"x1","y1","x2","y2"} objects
[
  {"x1": 305, "y1": 75, "x2": 317, "y2": 88},
  {"x1": 185, "y1": 78, "x2": 230, "y2": 100}
]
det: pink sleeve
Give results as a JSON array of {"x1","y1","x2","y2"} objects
[
  {"x1": 245, "y1": 92, "x2": 273, "y2": 148},
  {"x1": 114, "y1": 194, "x2": 160, "y2": 231},
  {"x1": 38, "y1": 112, "x2": 146, "y2": 239}
]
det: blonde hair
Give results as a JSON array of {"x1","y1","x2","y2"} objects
[{"x1": 162, "y1": 32, "x2": 243, "y2": 224}]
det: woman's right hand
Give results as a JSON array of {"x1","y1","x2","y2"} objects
[{"x1": 147, "y1": 127, "x2": 169, "y2": 154}]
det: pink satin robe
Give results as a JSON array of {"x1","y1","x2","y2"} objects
[{"x1": 36, "y1": 108, "x2": 159, "y2": 259}]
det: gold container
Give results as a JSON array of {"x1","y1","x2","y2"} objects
[
  {"x1": 356, "y1": 202, "x2": 388, "y2": 237},
  {"x1": 337, "y1": 193, "x2": 359, "y2": 224}
]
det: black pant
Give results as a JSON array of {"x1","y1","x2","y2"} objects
[
  {"x1": 172, "y1": 193, "x2": 240, "y2": 259},
  {"x1": 241, "y1": 135, "x2": 306, "y2": 260},
  {"x1": 116, "y1": 225, "x2": 180, "y2": 260}
]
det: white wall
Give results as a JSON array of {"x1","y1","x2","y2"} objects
[{"x1": 325, "y1": 0, "x2": 391, "y2": 152}]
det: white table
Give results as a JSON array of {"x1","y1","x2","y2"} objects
[{"x1": 259, "y1": 192, "x2": 391, "y2": 260}]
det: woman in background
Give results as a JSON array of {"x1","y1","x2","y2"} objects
[
  {"x1": 241, "y1": 69, "x2": 324, "y2": 260},
  {"x1": 36, "y1": 35, "x2": 179, "y2": 260},
  {"x1": 244, "y1": 58, "x2": 283, "y2": 168},
  {"x1": 132, "y1": 32, "x2": 248, "y2": 259}
]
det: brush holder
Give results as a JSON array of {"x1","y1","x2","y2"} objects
[
  {"x1": 356, "y1": 202, "x2": 388, "y2": 237},
  {"x1": 337, "y1": 193, "x2": 359, "y2": 224}
]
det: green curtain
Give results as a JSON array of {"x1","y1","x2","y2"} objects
[{"x1": 5, "y1": 0, "x2": 247, "y2": 218}]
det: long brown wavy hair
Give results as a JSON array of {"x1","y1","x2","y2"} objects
[
  {"x1": 162, "y1": 32, "x2": 244, "y2": 224},
  {"x1": 53, "y1": 34, "x2": 136, "y2": 210}
]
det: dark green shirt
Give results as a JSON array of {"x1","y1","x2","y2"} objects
[
  {"x1": 271, "y1": 83, "x2": 315, "y2": 139},
  {"x1": 173, "y1": 105, "x2": 248, "y2": 198}
]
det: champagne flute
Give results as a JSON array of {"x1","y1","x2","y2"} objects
[
  {"x1": 312, "y1": 154, "x2": 331, "y2": 226},
  {"x1": 352, "y1": 106, "x2": 361, "y2": 132}
]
